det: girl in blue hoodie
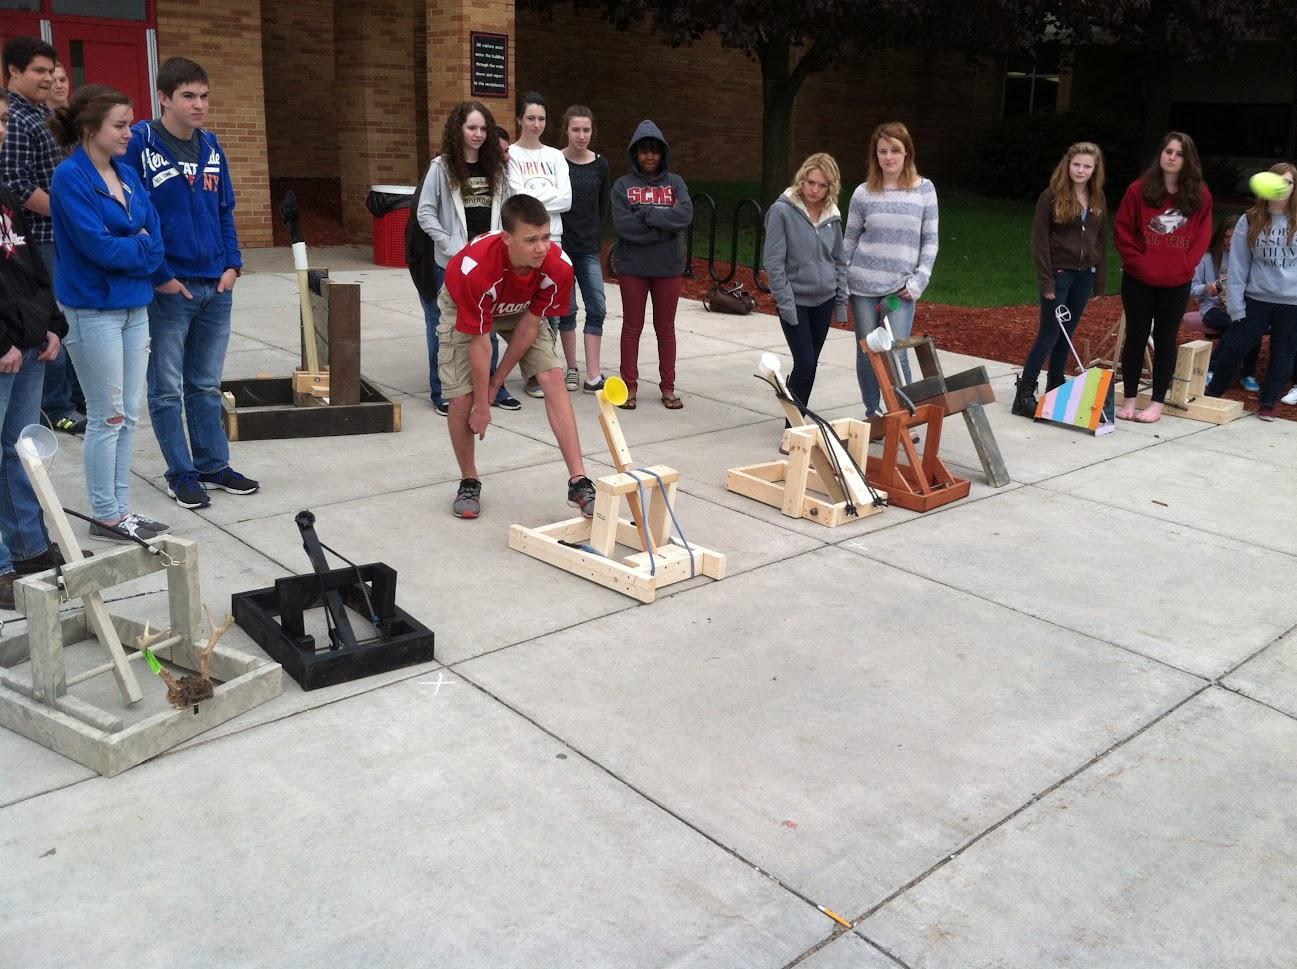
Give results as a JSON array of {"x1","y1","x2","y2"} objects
[
  {"x1": 49, "y1": 85, "x2": 167, "y2": 543},
  {"x1": 611, "y1": 120, "x2": 693, "y2": 410}
]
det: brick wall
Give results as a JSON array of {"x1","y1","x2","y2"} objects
[
  {"x1": 334, "y1": 0, "x2": 421, "y2": 239},
  {"x1": 158, "y1": 0, "x2": 273, "y2": 247},
  {"x1": 262, "y1": 0, "x2": 337, "y2": 180},
  {"x1": 515, "y1": 8, "x2": 1004, "y2": 190},
  {"x1": 425, "y1": 0, "x2": 516, "y2": 150}
]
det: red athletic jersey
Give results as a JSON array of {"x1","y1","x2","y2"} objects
[{"x1": 444, "y1": 230, "x2": 573, "y2": 335}]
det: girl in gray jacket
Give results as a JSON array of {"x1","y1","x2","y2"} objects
[
  {"x1": 415, "y1": 100, "x2": 517, "y2": 413},
  {"x1": 763, "y1": 152, "x2": 848, "y2": 451}
]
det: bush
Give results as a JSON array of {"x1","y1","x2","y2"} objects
[{"x1": 974, "y1": 111, "x2": 1141, "y2": 203}]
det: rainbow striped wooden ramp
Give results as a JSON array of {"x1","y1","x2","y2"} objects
[{"x1": 1035, "y1": 367, "x2": 1115, "y2": 436}]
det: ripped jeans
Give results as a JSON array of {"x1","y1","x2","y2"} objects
[{"x1": 61, "y1": 305, "x2": 150, "y2": 521}]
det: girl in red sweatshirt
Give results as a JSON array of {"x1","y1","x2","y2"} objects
[{"x1": 1113, "y1": 131, "x2": 1213, "y2": 422}]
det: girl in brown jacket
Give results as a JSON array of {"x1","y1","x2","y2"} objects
[{"x1": 1013, "y1": 142, "x2": 1110, "y2": 416}]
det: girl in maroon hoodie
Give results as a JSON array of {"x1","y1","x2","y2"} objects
[{"x1": 1113, "y1": 131, "x2": 1213, "y2": 422}]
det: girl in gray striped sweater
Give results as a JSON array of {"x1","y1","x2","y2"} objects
[{"x1": 843, "y1": 122, "x2": 939, "y2": 415}]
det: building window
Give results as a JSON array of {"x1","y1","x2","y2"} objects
[
  {"x1": 1003, "y1": 49, "x2": 1061, "y2": 118},
  {"x1": 51, "y1": 0, "x2": 147, "y2": 17}
]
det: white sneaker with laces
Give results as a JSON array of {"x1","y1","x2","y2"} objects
[{"x1": 1280, "y1": 387, "x2": 1297, "y2": 406}]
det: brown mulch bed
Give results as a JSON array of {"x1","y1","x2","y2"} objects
[{"x1": 669, "y1": 254, "x2": 1286, "y2": 422}]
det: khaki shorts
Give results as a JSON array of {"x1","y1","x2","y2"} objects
[{"x1": 436, "y1": 288, "x2": 562, "y2": 400}]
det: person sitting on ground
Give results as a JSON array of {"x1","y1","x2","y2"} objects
[
  {"x1": 0, "y1": 87, "x2": 84, "y2": 609},
  {"x1": 611, "y1": 119, "x2": 693, "y2": 411},
  {"x1": 763, "y1": 151, "x2": 848, "y2": 451},
  {"x1": 1014, "y1": 141, "x2": 1108, "y2": 417},
  {"x1": 1206, "y1": 163, "x2": 1297, "y2": 420},
  {"x1": 439, "y1": 193, "x2": 595, "y2": 519},
  {"x1": 1193, "y1": 214, "x2": 1260, "y2": 391}
]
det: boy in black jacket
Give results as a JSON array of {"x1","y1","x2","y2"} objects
[{"x1": 0, "y1": 89, "x2": 75, "y2": 608}]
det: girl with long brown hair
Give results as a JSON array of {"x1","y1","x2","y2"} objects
[
  {"x1": 1112, "y1": 131, "x2": 1213, "y2": 422},
  {"x1": 1206, "y1": 163, "x2": 1297, "y2": 419},
  {"x1": 1014, "y1": 142, "x2": 1109, "y2": 416},
  {"x1": 414, "y1": 100, "x2": 518, "y2": 413}
]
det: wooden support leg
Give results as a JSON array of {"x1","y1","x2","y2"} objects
[
  {"x1": 589, "y1": 487, "x2": 622, "y2": 556},
  {"x1": 24, "y1": 582, "x2": 65, "y2": 704},
  {"x1": 962, "y1": 403, "x2": 1010, "y2": 487}
]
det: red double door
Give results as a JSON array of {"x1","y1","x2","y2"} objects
[{"x1": 0, "y1": 4, "x2": 155, "y2": 121}]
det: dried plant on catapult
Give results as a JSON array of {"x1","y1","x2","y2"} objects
[{"x1": 137, "y1": 608, "x2": 234, "y2": 709}]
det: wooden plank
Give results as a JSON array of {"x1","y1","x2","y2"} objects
[
  {"x1": 221, "y1": 391, "x2": 239, "y2": 441},
  {"x1": 15, "y1": 450, "x2": 141, "y2": 704},
  {"x1": 780, "y1": 436, "x2": 812, "y2": 517},
  {"x1": 228, "y1": 399, "x2": 399, "y2": 440},
  {"x1": 327, "y1": 281, "x2": 363, "y2": 405},
  {"x1": 1137, "y1": 391, "x2": 1243, "y2": 424},
  {"x1": 963, "y1": 404, "x2": 1012, "y2": 487},
  {"x1": 20, "y1": 578, "x2": 65, "y2": 702},
  {"x1": 510, "y1": 524, "x2": 656, "y2": 603},
  {"x1": 588, "y1": 488, "x2": 621, "y2": 556}
]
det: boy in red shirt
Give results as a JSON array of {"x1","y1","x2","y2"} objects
[{"x1": 440, "y1": 194, "x2": 595, "y2": 518}]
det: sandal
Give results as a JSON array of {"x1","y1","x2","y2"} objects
[
  {"x1": 617, "y1": 396, "x2": 637, "y2": 410},
  {"x1": 662, "y1": 394, "x2": 684, "y2": 410}
]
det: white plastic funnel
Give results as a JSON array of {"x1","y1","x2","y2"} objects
[
  {"x1": 758, "y1": 352, "x2": 783, "y2": 379},
  {"x1": 17, "y1": 423, "x2": 58, "y2": 467}
]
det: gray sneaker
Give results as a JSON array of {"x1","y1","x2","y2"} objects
[
  {"x1": 524, "y1": 379, "x2": 545, "y2": 399},
  {"x1": 567, "y1": 475, "x2": 597, "y2": 518},
  {"x1": 89, "y1": 517, "x2": 161, "y2": 543},
  {"x1": 565, "y1": 367, "x2": 580, "y2": 392},
  {"x1": 452, "y1": 478, "x2": 482, "y2": 519},
  {"x1": 126, "y1": 513, "x2": 171, "y2": 534}
]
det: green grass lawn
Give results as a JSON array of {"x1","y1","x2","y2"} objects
[{"x1": 678, "y1": 180, "x2": 1125, "y2": 308}]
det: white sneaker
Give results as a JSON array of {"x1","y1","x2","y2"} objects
[{"x1": 1280, "y1": 387, "x2": 1297, "y2": 406}]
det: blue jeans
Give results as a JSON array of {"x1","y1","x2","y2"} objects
[
  {"x1": 556, "y1": 251, "x2": 606, "y2": 335},
  {"x1": 36, "y1": 243, "x2": 82, "y2": 420},
  {"x1": 420, "y1": 263, "x2": 507, "y2": 404},
  {"x1": 0, "y1": 349, "x2": 53, "y2": 572},
  {"x1": 1022, "y1": 268, "x2": 1095, "y2": 389},
  {"x1": 852, "y1": 293, "x2": 916, "y2": 414},
  {"x1": 62, "y1": 305, "x2": 150, "y2": 521},
  {"x1": 146, "y1": 280, "x2": 232, "y2": 481}
]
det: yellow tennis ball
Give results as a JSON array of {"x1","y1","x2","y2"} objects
[{"x1": 1250, "y1": 171, "x2": 1292, "y2": 201}]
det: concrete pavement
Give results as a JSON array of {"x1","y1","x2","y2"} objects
[{"x1": 1, "y1": 246, "x2": 1294, "y2": 968}]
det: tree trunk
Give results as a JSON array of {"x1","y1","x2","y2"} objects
[
  {"x1": 757, "y1": 37, "x2": 795, "y2": 206},
  {"x1": 755, "y1": 33, "x2": 835, "y2": 206}
]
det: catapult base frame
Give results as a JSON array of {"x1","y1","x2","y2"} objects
[
  {"x1": 220, "y1": 376, "x2": 401, "y2": 441},
  {"x1": 510, "y1": 467, "x2": 726, "y2": 603},
  {"x1": 1133, "y1": 339, "x2": 1243, "y2": 425},
  {"x1": 231, "y1": 563, "x2": 436, "y2": 691},
  {"x1": 0, "y1": 538, "x2": 282, "y2": 776},
  {"x1": 726, "y1": 420, "x2": 885, "y2": 527}
]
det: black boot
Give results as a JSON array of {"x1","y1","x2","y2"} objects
[{"x1": 1011, "y1": 374, "x2": 1038, "y2": 417}]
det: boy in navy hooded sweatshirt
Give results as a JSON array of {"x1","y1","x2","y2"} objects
[{"x1": 124, "y1": 56, "x2": 258, "y2": 511}]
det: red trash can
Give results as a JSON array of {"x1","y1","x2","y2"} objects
[{"x1": 368, "y1": 184, "x2": 415, "y2": 268}]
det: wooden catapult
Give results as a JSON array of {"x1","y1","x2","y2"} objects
[
  {"x1": 860, "y1": 321, "x2": 971, "y2": 512},
  {"x1": 219, "y1": 191, "x2": 401, "y2": 441},
  {"x1": 1087, "y1": 312, "x2": 1241, "y2": 425},
  {"x1": 892, "y1": 335, "x2": 1010, "y2": 486},
  {"x1": 726, "y1": 354, "x2": 885, "y2": 527},
  {"x1": 0, "y1": 433, "x2": 281, "y2": 775},
  {"x1": 509, "y1": 377, "x2": 725, "y2": 603}
]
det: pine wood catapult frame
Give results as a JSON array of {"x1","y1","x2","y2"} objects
[
  {"x1": 0, "y1": 448, "x2": 281, "y2": 776},
  {"x1": 1088, "y1": 314, "x2": 1242, "y2": 425},
  {"x1": 509, "y1": 384, "x2": 726, "y2": 603},
  {"x1": 726, "y1": 374, "x2": 884, "y2": 528}
]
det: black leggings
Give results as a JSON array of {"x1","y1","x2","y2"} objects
[{"x1": 1121, "y1": 275, "x2": 1191, "y2": 402}]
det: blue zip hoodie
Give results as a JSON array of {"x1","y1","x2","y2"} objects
[
  {"x1": 123, "y1": 121, "x2": 242, "y2": 285},
  {"x1": 50, "y1": 148, "x2": 165, "y2": 310}
]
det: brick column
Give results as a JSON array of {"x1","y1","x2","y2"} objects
[
  {"x1": 425, "y1": 0, "x2": 516, "y2": 153},
  {"x1": 157, "y1": 0, "x2": 273, "y2": 248},
  {"x1": 334, "y1": 0, "x2": 420, "y2": 240}
]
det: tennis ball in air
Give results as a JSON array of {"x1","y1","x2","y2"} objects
[{"x1": 1250, "y1": 171, "x2": 1292, "y2": 201}]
